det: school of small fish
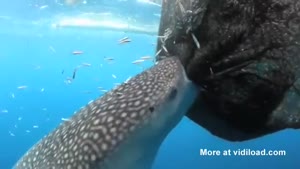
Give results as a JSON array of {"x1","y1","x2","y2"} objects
[{"x1": 5, "y1": 33, "x2": 158, "y2": 137}]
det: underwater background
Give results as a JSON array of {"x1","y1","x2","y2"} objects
[{"x1": 0, "y1": 0, "x2": 299, "y2": 169}]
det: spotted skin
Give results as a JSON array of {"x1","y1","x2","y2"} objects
[{"x1": 14, "y1": 57, "x2": 198, "y2": 169}]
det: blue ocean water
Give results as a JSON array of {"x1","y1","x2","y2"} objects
[{"x1": 0, "y1": 0, "x2": 299, "y2": 169}]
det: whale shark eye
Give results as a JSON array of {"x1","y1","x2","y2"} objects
[
  {"x1": 168, "y1": 87, "x2": 178, "y2": 100},
  {"x1": 149, "y1": 106, "x2": 154, "y2": 112}
]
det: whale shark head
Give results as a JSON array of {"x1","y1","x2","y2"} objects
[
  {"x1": 14, "y1": 57, "x2": 198, "y2": 169},
  {"x1": 156, "y1": 0, "x2": 300, "y2": 142}
]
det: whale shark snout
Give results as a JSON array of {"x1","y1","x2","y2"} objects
[{"x1": 14, "y1": 57, "x2": 198, "y2": 169}]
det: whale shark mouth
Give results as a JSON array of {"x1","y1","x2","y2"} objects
[{"x1": 14, "y1": 57, "x2": 198, "y2": 169}]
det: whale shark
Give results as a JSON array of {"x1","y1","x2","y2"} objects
[
  {"x1": 156, "y1": 0, "x2": 300, "y2": 142},
  {"x1": 14, "y1": 57, "x2": 199, "y2": 169}
]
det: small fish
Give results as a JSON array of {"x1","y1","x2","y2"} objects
[
  {"x1": 25, "y1": 130, "x2": 31, "y2": 133},
  {"x1": 9, "y1": 131, "x2": 15, "y2": 136},
  {"x1": 18, "y1": 117, "x2": 22, "y2": 121},
  {"x1": 39, "y1": 5, "x2": 48, "y2": 9},
  {"x1": 81, "y1": 90, "x2": 92, "y2": 94},
  {"x1": 162, "y1": 45, "x2": 169, "y2": 53},
  {"x1": 132, "y1": 59, "x2": 145, "y2": 64},
  {"x1": 33, "y1": 65, "x2": 41, "y2": 70},
  {"x1": 113, "y1": 84, "x2": 121, "y2": 90},
  {"x1": 72, "y1": 71, "x2": 76, "y2": 79},
  {"x1": 0, "y1": 15, "x2": 11, "y2": 20},
  {"x1": 49, "y1": 46, "x2": 56, "y2": 53},
  {"x1": 176, "y1": 0, "x2": 185, "y2": 14},
  {"x1": 119, "y1": 39, "x2": 131, "y2": 44},
  {"x1": 64, "y1": 77, "x2": 72, "y2": 85},
  {"x1": 119, "y1": 36, "x2": 129, "y2": 42},
  {"x1": 155, "y1": 49, "x2": 162, "y2": 56},
  {"x1": 137, "y1": 0, "x2": 161, "y2": 7},
  {"x1": 157, "y1": 35, "x2": 166, "y2": 38},
  {"x1": 61, "y1": 118, "x2": 70, "y2": 121},
  {"x1": 191, "y1": 33, "x2": 200, "y2": 49},
  {"x1": 140, "y1": 56, "x2": 152, "y2": 60},
  {"x1": 112, "y1": 74, "x2": 117, "y2": 79},
  {"x1": 17, "y1": 86, "x2": 27, "y2": 90},
  {"x1": 153, "y1": 13, "x2": 161, "y2": 17},
  {"x1": 100, "y1": 90, "x2": 108, "y2": 92},
  {"x1": 72, "y1": 51, "x2": 83, "y2": 55},
  {"x1": 33, "y1": 125, "x2": 39, "y2": 128},
  {"x1": 118, "y1": 37, "x2": 131, "y2": 44},
  {"x1": 125, "y1": 76, "x2": 132, "y2": 83},
  {"x1": 61, "y1": 69, "x2": 64, "y2": 74},
  {"x1": 40, "y1": 88, "x2": 45, "y2": 92},
  {"x1": 72, "y1": 65, "x2": 83, "y2": 80},
  {"x1": 11, "y1": 93, "x2": 15, "y2": 98},
  {"x1": 209, "y1": 67, "x2": 214, "y2": 75},
  {"x1": 81, "y1": 63, "x2": 91, "y2": 67},
  {"x1": 72, "y1": 68, "x2": 78, "y2": 79},
  {"x1": 1, "y1": 109, "x2": 8, "y2": 113},
  {"x1": 104, "y1": 57, "x2": 114, "y2": 61}
]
